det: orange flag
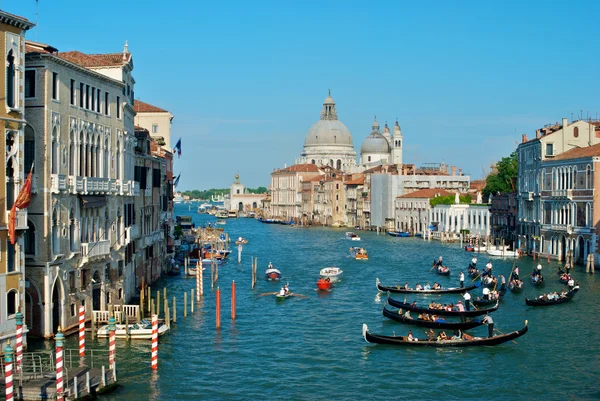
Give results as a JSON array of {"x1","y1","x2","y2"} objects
[{"x1": 9, "y1": 168, "x2": 33, "y2": 245}]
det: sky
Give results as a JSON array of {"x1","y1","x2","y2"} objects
[{"x1": 6, "y1": 0, "x2": 600, "y2": 190}]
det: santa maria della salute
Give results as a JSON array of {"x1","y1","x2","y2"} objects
[{"x1": 298, "y1": 90, "x2": 403, "y2": 172}]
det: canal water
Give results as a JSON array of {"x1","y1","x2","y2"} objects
[{"x1": 28, "y1": 203, "x2": 600, "y2": 400}]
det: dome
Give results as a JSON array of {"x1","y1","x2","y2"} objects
[
  {"x1": 304, "y1": 119, "x2": 353, "y2": 146},
  {"x1": 361, "y1": 117, "x2": 390, "y2": 154}
]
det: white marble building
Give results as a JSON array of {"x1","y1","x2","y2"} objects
[
  {"x1": 429, "y1": 203, "x2": 491, "y2": 240},
  {"x1": 360, "y1": 118, "x2": 402, "y2": 167}
]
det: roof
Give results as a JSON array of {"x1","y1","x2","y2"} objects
[
  {"x1": 470, "y1": 180, "x2": 486, "y2": 191},
  {"x1": 397, "y1": 188, "x2": 452, "y2": 199},
  {"x1": 345, "y1": 176, "x2": 365, "y2": 185},
  {"x1": 0, "y1": 10, "x2": 34, "y2": 30},
  {"x1": 25, "y1": 40, "x2": 57, "y2": 54},
  {"x1": 134, "y1": 100, "x2": 168, "y2": 113},
  {"x1": 58, "y1": 50, "x2": 131, "y2": 68},
  {"x1": 275, "y1": 164, "x2": 322, "y2": 174},
  {"x1": 552, "y1": 142, "x2": 600, "y2": 161}
]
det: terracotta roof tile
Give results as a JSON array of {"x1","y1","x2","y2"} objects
[
  {"x1": 345, "y1": 176, "x2": 365, "y2": 185},
  {"x1": 551, "y1": 143, "x2": 600, "y2": 160},
  {"x1": 134, "y1": 100, "x2": 168, "y2": 113},
  {"x1": 397, "y1": 188, "x2": 452, "y2": 199},
  {"x1": 57, "y1": 50, "x2": 130, "y2": 68},
  {"x1": 276, "y1": 164, "x2": 322, "y2": 174}
]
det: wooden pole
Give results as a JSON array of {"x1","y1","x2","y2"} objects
[
  {"x1": 125, "y1": 312, "x2": 130, "y2": 340},
  {"x1": 156, "y1": 290, "x2": 161, "y2": 318},
  {"x1": 163, "y1": 287, "x2": 167, "y2": 303},
  {"x1": 232, "y1": 280, "x2": 236, "y2": 320},
  {"x1": 151, "y1": 299, "x2": 155, "y2": 317},
  {"x1": 164, "y1": 298, "x2": 170, "y2": 330},
  {"x1": 191, "y1": 289, "x2": 194, "y2": 313},
  {"x1": 183, "y1": 292, "x2": 187, "y2": 318},
  {"x1": 147, "y1": 287, "x2": 151, "y2": 314},
  {"x1": 172, "y1": 296, "x2": 177, "y2": 323},
  {"x1": 216, "y1": 287, "x2": 221, "y2": 329}
]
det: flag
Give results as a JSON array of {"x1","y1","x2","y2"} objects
[
  {"x1": 9, "y1": 167, "x2": 33, "y2": 245},
  {"x1": 173, "y1": 138, "x2": 182, "y2": 158},
  {"x1": 174, "y1": 174, "x2": 181, "y2": 188}
]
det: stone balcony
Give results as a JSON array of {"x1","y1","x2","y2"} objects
[
  {"x1": 4, "y1": 209, "x2": 28, "y2": 230},
  {"x1": 69, "y1": 175, "x2": 85, "y2": 194},
  {"x1": 550, "y1": 189, "x2": 573, "y2": 200},
  {"x1": 81, "y1": 239, "x2": 110, "y2": 259},
  {"x1": 126, "y1": 224, "x2": 140, "y2": 241},
  {"x1": 132, "y1": 181, "x2": 140, "y2": 197},
  {"x1": 50, "y1": 174, "x2": 68, "y2": 193},
  {"x1": 85, "y1": 177, "x2": 110, "y2": 194}
]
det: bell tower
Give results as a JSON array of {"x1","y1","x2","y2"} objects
[{"x1": 391, "y1": 119, "x2": 403, "y2": 165}]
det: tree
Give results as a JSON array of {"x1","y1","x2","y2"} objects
[{"x1": 483, "y1": 151, "x2": 518, "y2": 197}]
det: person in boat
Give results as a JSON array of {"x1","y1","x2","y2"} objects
[
  {"x1": 482, "y1": 286, "x2": 490, "y2": 300},
  {"x1": 268, "y1": 262, "x2": 274, "y2": 270},
  {"x1": 565, "y1": 262, "x2": 571, "y2": 275},
  {"x1": 433, "y1": 282, "x2": 441, "y2": 290},
  {"x1": 325, "y1": 277, "x2": 331, "y2": 282},
  {"x1": 415, "y1": 283, "x2": 423, "y2": 290},
  {"x1": 426, "y1": 328, "x2": 436, "y2": 341},
  {"x1": 482, "y1": 314, "x2": 494, "y2": 338},
  {"x1": 397, "y1": 308, "x2": 404, "y2": 315},
  {"x1": 455, "y1": 300, "x2": 465, "y2": 312},
  {"x1": 452, "y1": 330, "x2": 462, "y2": 340},
  {"x1": 404, "y1": 310, "x2": 412, "y2": 319},
  {"x1": 499, "y1": 274, "x2": 506, "y2": 287},
  {"x1": 407, "y1": 330, "x2": 416, "y2": 341},
  {"x1": 469, "y1": 256, "x2": 478, "y2": 268},
  {"x1": 437, "y1": 331, "x2": 448, "y2": 341},
  {"x1": 283, "y1": 284, "x2": 290, "y2": 295},
  {"x1": 534, "y1": 262, "x2": 543, "y2": 277},
  {"x1": 424, "y1": 283, "x2": 431, "y2": 290},
  {"x1": 279, "y1": 287, "x2": 286, "y2": 296},
  {"x1": 485, "y1": 261, "x2": 493, "y2": 276},
  {"x1": 512, "y1": 266, "x2": 520, "y2": 280},
  {"x1": 463, "y1": 291, "x2": 472, "y2": 311},
  {"x1": 404, "y1": 282, "x2": 409, "y2": 289},
  {"x1": 459, "y1": 271, "x2": 465, "y2": 288},
  {"x1": 567, "y1": 278, "x2": 575, "y2": 289},
  {"x1": 560, "y1": 290, "x2": 567, "y2": 297}
]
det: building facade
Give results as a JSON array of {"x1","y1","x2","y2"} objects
[
  {"x1": 395, "y1": 189, "x2": 451, "y2": 235},
  {"x1": 269, "y1": 164, "x2": 323, "y2": 220},
  {"x1": 133, "y1": 100, "x2": 173, "y2": 149},
  {"x1": 429, "y1": 203, "x2": 491, "y2": 240},
  {"x1": 225, "y1": 174, "x2": 266, "y2": 213},
  {"x1": 489, "y1": 192, "x2": 518, "y2": 247}
]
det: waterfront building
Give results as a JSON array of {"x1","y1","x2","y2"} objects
[
  {"x1": 269, "y1": 164, "x2": 324, "y2": 220},
  {"x1": 24, "y1": 40, "x2": 137, "y2": 337},
  {"x1": 225, "y1": 174, "x2": 266, "y2": 213},
  {"x1": 429, "y1": 202, "x2": 491, "y2": 241},
  {"x1": 149, "y1": 140, "x2": 174, "y2": 253},
  {"x1": 133, "y1": 100, "x2": 173, "y2": 149},
  {"x1": 344, "y1": 174, "x2": 364, "y2": 228},
  {"x1": 489, "y1": 192, "x2": 518, "y2": 248},
  {"x1": 299, "y1": 91, "x2": 357, "y2": 172},
  {"x1": 395, "y1": 189, "x2": 451, "y2": 235},
  {"x1": 517, "y1": 118, "x2": 600, "y2": 256},
  {"x1": 360, "y1": 118, "x2": 403, "y2": 168},
  {"x1": 0, "y1": 10, "x2": 34, "y2": 346},
  {"x1": 300, "y1": 175, "x2": 323, "y2": 224}
]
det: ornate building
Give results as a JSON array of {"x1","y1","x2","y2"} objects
[
  {"x1": 360, "y1": 118, "x2": 402, "y2": 167},
  {"x1": 299, "y1": 91, "x2": 357, "y2": 172}
]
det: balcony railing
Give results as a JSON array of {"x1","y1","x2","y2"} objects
[
  {"x1": 121, "y1": 180, "x2": 131, "y2": 196},
  {"x1": 4, "y1": 209, "x2": 27, "y2": 230},
  {"x1": 127, "y1": 224, "x2": 140, "y2": 241},
  {"x1": 550, "y1": 189, "x2": 573, "y2": 200},
  {"x1": 85, "y1": 177, "x2": 110, "y2": 194},
  {"x1": 51, "y1": 174, "x2": 68, "y2": 193},
  {"x1": 69, "y1": 175, "x2": 85, "y2": 194},
  {"x1": 81, "y1": 239, "x2": 110, "y2": 259},
  {"x1": 132, "y1": 181, "x2": 140, "y2": 197}
]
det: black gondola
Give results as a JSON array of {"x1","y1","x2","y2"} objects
[
  {"x1": 467, "y1": 267, "x2": 479, "y2": 277},
  {"x1": 508, "y1": 280, "x2": 524, "y2": 293},
  {"x1": 387, "y1": 295, "x2": 499, "y2": 317},
  {"x1": 525, "y1": 287, "x2": 579, "y2": 306},
  {"x1": 362, "y1": 321, "x2": 528, "y2": 347},
  {"x1": 530, "y1": 273, "x2": 545, "y2": 287},
  {"x1": 382, "y1": 304, "x2": 484, "y2": 330},
  {"x1": 472, "y1": 296, "x2": 500, "y2": 307},
  {"x1": 375, "y1": 278, "x2": 478, "y2": 294}
]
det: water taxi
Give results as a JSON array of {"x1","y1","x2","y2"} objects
[
  {"x1": 350, "y1": 247, "x2": 368, "y2": 260},
  {"x1": 345, "y1": 232, "x2": 361, "y2": 241},
  {"x1": 97, "y1": 319, "x2": 169, "y2": 340},
  {"x1": 319, "y1": 267, "x2": 343, "y2": 281}
]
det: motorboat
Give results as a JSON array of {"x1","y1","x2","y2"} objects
[
  {"x1": 265, "y1": 266, "x2": 282, "y2": 281},
  {"x1": 345, "y1": 232, "x2": 361, "y2": 241},
  {"x1": 319, "y1": 267, "x2": 343, "y2": 281},
  {"x1": 316, "y1": 277, "x2": 332, "y2": 291},
  {"x1": 97, "y1": 319, "x2": 169, "y2": 339},
  {"x1": 387, "y1": 231, "x2": 410, "y2": 237},
  {"x1": 350, "y1": 247, "x2": 368, "y2": 260},
  {"x1": 486, "y1": 249, "x2": 519, "y2": 257}
]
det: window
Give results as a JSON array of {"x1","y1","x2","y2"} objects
[
  {"x1": 25, "y1": 70, "x2": 36, "y2": 98},
  {"x1": 91, "y1": 86, "x2": 95, "y2": 110},
  {"x1": 574, "y1": 127, "x2": 579, "y2": 138},
  {"x1": 546, "y1": 143, "x2": 554, "y2": 156},
  {"x1": 117, "y1": 96, "x2": 121, "y2": 118},
  {"x1": 52, "y1": 72, "x2": 59, "y2": 100},
  {"x1": 85, "y1": 85, "x2": 90, "y2": 109},
  {"x1": 70, "y1": 79, "x2": 76, "y2": 105},
  {"x1": 6, "y1": 50, "x2": 15, "y2": 108},
  {"x1": 7, "y1": 290, "x2": 17, "y2": 316},
  {"x1": 104, "y1": 93, "x2": 109, "y2": 115},
  {"x1": 6, "y1": 241, "x2": 15, "y2": 272},
  {"x1": 152, "y1": 124, "x2": 158, "y2": 134},
  {"x1": 97, "y1": 89, "x2": 101, "y2": 112},
  {"x1": 79, "y1": 83, "x2": 84, "y2": 107}
]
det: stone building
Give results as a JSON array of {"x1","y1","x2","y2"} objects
[
  {"x1": 269, "y1": 164, "x2": 323, "y2": 220},
  {"x1": 360, "y1": 118, "x2": 402, "y2": 168},
  {"x1": 395, "y1": 189, "x2": 451, "y2": 235},
  {"x1": 133, "y1": 100, "x2": 173, "y2": 149},
  {"x1": 489, "y1": 192, "x2": 518, "y2": 247},
  {"x1": 0, "y1": 10, "x2": 34, "y2": 346},
  {"x1": 429, "y1": 202, "x2": 491, "y2": 240},
  {"x1": 225, "y1": 174, "x2": 266, "y2": 213},
  {"x1": 24, "y1": 40, "x2": 137, "y2": 337},
  {"x1": 344, "y1": 174, "x2": 364, "y2": 228}
]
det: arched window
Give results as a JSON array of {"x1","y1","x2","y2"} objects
[
  {"x1": 6, "y1": 50, "x2": 15, "y2": 108},
  {"x1": 311, "y1": 159, "x2": 315, "y2": 164},
  {"x1": 574, "y1": 127, "x2": 579, "y2": 138},
  {"x1": 69, "y1": 130, "x2": 75, "y2": 175},
  {"x1": 24, "y1": 220, "x2": 35, "y2": 255},
  {"x1": 52, "y1": 209, "x2": 60, "y2": 255},
  {"x1": 336, "y1": 160, "x2": 341, "y2": 170},
  {"x1": 70, "y1": 209, "x2": 76, "y2": 251},
  {"x1": 6, "y1": 290, "x2": 17, "y2": 316},
  {"x1": 6, "y1": 157, "x2": 14, "y2": 210},
  {"x1": 52, "y1": 127, "x2": 58, "y2": 174},
  {"x1": 79, "y1": 131, "x2": 85, "y2": 176},
  {"x1": 103, "y1": 138, "x2": 109, "y2": 178},
  {"x1": 329, "y1": 159, "x2": 333, "y2": 167},
  {"x1": 25, "y1": 126, "x2": 35, "y2": 174}
]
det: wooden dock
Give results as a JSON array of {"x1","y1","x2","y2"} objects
[{"x1": 1, "y1": 349, "x2": 117, "y2": 400}]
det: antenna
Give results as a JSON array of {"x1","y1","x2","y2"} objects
[{"x1": 35, "y1": 0, "x2": 39, "y2": 41}]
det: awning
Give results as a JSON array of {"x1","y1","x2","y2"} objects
[{"x1": 80, "y1": 195, "x2": 106, "y2": 208}]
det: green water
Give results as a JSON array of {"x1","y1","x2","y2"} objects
[{"x1": 26, "y1": 205, "x2": 600, "y2": 400}]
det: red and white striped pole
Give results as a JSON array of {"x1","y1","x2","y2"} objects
[
  {"x1": 78, "y1": 305, "x2": 85, "y2": 357},
  {"x1": 151, "y1": 314, "x2": 158, "y2": 370},
  {"x1": 15, "y1": 311, "x2": 23, "y2": 372},
  {"x1": 199, "y1": 260, "x2": 204, "y2": 296},
  {"x1": 108, "y1": 316, "x2": 116, "y2": 371},
  {"x1": 55, "y1": 328, "x2": 65, "y2": 401},
  {"x1": 4, "y1": 341, "x2": 14, "y2": 401},
  {"x1": 196, "y1": 261, "x2": 201, "y2": 301}
]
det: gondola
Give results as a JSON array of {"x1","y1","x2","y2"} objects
[
  {"x1": 557, "y1": 270, "x2": 572, "y2": 285},
  {"x1": 525, "y1": 287, "x2": 579, "y2": 306},
  {"x1": 382, "y1": 304, "x2": 484, "y2": 330},
  {"x1": 387, "y1": 295, "x2": 499, "y2": 317},
  {"x1": 508, "y1": 280, "x2": 524, "y2": 293},
  {"x1": 467, "y1": 267, "x2": 479, "y2": 277},
  {"x1": 530, "y1": 273, "x2": 545, "y2": 287},
  {"x1": 376, "y1": 278, "x2": 479, "y2": 294},
  {"x1": 434, "y1": 266, "x2": 451, "y2": 275},
  {"x1": 472, "y1": 296, "x2": 500, "y2": 307},
  {"x1": 362, "y1": 321, "x2": 528, "y2": 347}
]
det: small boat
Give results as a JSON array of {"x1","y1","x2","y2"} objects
[
  {"x1": 472, "y1": 292, "x2": 502, "y2": 307},
  {"x1": 319, "y1": 267, "x2": 343, "y2": 281},
  {"x1": 376, "y1": 278, "x2": 479, "y2": 294},
  {"x1": 467, "y1": 266, "x2": 479, "y2": 277},
  {"x1": 434, "y1": 266, "x2": 451, "y2": 276},
  {"x1": 464, "y1": 246, "x2": 475, "y2": 252},
  {"x1": 525, "y1": 286, "x2": 579, "y2": 306},
  {"x1": 362, "y1": 321, "x2": 528, "y2": 347},
  {"x1": 265, "y1": 268, "x2": 282, "y2": 281},
  {"x1": 316, "y1": 277, "x2": 332, "y2": 291},
  {"x1": 530, "y1": 273, "x2": 545, "y2": 287},
  {"x1": 350, "y1": 247, "x2": 368, "y2": 260},
  {"x1": 508, "y1": 279, "x2": 524, "y2": 293},
  {"x1": 382, "y1": 304, "x2": 484, "y2": 330},
  {"x1": 387, "y1": 231, "x2": 410, "y2": 237},
  {"x1": 486, "y1": 249, "x2": 519, "y2": 257},
  {"x1": 387, "y1": 296, "x2": 499, "y2": 317},
  {"x1": 345, "y1": 232, "x2": 361, "y2": 241},
  {"x1": 97, "y1": 319, "x2": 169, "y2": 339},
  {"x1": 558, "y1": 270, "x2": 573, "y2": 285},
  {"x1": 235, "y1": 237, "x2": 248, "y2": 245},
  {"x1": 216, "y1": 220, "x2": 226, "y2": 225},
  {"x1": 276, "y1": 292, "x2": 292, "y2": 300},
  {"x1": 481, "y1": 275, "x2": 497, "y2": 288}
]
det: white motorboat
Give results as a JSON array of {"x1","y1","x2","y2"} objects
[
  {"x1": 345, "y1": 232, "x2": 361, "y2": 241},
  {"x1": 265, "y1": 268, "x2": 282, "y2": 281},
  {"x1": 486, "y1": 249, "x2": 519, "y2": 257},
  {"x1": 97, "y1": 319, "x2": 169, "y2": 339},
  {"x1": 320, "y1": 267, "x2": 343, "y2": 281}
]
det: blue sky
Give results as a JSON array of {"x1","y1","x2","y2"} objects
[{"x1": 7, "y1": 0, "x2": 600, "y2": 190}]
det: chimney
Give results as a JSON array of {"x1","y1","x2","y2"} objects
[
  {"x1": 522, "y1": 133, "x2": 527, "y2": 143},
  {"x1": 536, "y1": 129, "x2": 541, "y2": 138},
  {"x1": 441, "y1": 162, "x2": 445, "y2": 173},
  {"x1": 562, "y1": 118, "x2": 568, "y2": 128},
  {"x1": 451, "y1": 166, "x2": 456, "y2": 176}
]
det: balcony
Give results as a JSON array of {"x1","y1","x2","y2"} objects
[
  {"x1": 69, "y1": 175, "x2": 85, "y2": 194},
  {"x1": 126, "y1": 224, "x2": 140, "y2": 241},
  {"x1": 121, "y1": 180, "x2": 131, "y2": 196},
  {"x1": 5, "y1": 209, "x2": 28, "y2": 230},
  {"x1": 85, "y1": 177, "x2": 110, "y2": 194},
  {"x1": 145, "y1": 188, "x2": 152, "y2": 197},
  {"x1": 520, "y1": 191, "x2": 533, "y2": 201},
  {"x1": 51, "y1": 174, "x2": 68, "y2": 193},
  {"x1": 81, "y1": 239, "x2": 110, "y2": 259},
  {"x1": 550, "y1": 189, "x2": 573, "y2": 200},
  {"x1": 132, "y1": 181, "x2": 140, "y2": 196}
]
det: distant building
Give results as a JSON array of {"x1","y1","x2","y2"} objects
[
  {"x1": 225, "y1": 174, "x2": 266, "y2": 213},
  {"x1": 489, "y1": 193, "x2": 518, "y2": 247},
  {"x1": 429, "y1": 203, "x2": 491, "y2": 241},
  {"x1": 269, "y1": 164, "x2": 324, "y2": 219},
  {"x1": 133, "y1": 100, "x2": 173, "y2": 150},
  {"x1": 395, "y1": 189, "x2": 451, "y2": 235},
  {"x1": 360, "y1": 118, "x2": 403, "y2": 168}
]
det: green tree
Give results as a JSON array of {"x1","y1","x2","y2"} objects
[
  {"x1": 483, "y1": 151, "x2": 518, "y2": 197},
  {"x1": 429, "y1": 194, "x2": 472, "y2": 207}
]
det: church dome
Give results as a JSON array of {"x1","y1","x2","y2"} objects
[
  {"x1": 361, "y1": 117, "x2": 390, "y2": 154},
  {"x1": 304, "y1": 91, "x2": 354, "y2": 147}
]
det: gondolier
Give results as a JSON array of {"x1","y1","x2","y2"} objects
[
  {"x1": 485, "y1": 261, "x2": 493, "y2": 276},
  {"x1": 482, "y1": 314, "x2": 494, "y2": 338},
  {"x1": 463, "y1": 291, "x2": 472, "y2": 311},
  {"x1": 535, "y1": 263, "x2": 542, "y2": 277},
  {"x1": 482, "y1": 287, "x2": 490, "y2": 300},
  {"x1": 470, "y1": 256, "x2": 477, "y2": 268},
  {"x1": 459, "y1": 271, "x2": 465, "y2": 288}
]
